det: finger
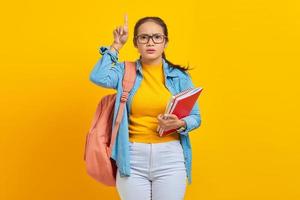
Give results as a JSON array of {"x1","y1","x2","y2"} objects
[
  {"x1": 124, "y1": 13, "x2": 128, "y2": 27},
  {"x1": 160, "y1": 114, "x2": 168, "y2": 120},
  {"x1": 114, "y1": 28, "x2": 119, "y2": 36},
  {"x1": 119, "y1": 27, "x2": 121, "y2": 35},
  {"x1": 157, "y1": 114, "x2": 163, "y2": 119},
  {"x1": 164, "y1": 114, "x2": 173, "y2": 119},
  {"x1": 123, "y1": 14, "x2": 128, "y2": 33},
  {"x1": 164, "y1": 114, "x2": 176, "y2": 119},
  {"x1": 158, "y1": 115, "x2": 167, "y2": 124}
]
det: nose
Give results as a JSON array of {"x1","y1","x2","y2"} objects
[{"x1": 146, "y1": 37, "x2": 155, "y2": 45}]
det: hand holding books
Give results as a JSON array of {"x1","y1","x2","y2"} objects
[
  {"x1": 157, "y1": 113, "x2": 186, "y2": 136},
  {"x1": 157, "y1": 87, "x2": 203, "y2": 137}
]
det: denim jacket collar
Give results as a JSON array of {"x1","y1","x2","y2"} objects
[{"x1": 135, "y1": 57, "x2": 179, "y2": 78}]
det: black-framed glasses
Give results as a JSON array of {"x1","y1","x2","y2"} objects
[{"x1": 135, "y1": 33, "x2": 167, "y2": 44}]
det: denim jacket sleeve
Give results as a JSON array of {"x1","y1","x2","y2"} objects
[
  {"x1": 179, "y1": 73, "x2": 202, "y2": 136},
  {"x1": 89, "y1": 46, "x2": 124, "y2": 89}
]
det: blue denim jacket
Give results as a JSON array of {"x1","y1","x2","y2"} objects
[{"x1": 89, "y1": 46, "x2": 202, "y2": 185}]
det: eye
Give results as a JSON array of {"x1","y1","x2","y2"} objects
[{"x1": 138, "y1": 34, "x2": 149, "y2": 39}]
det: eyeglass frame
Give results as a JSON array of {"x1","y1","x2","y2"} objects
[{"x1": 134, "y1": 33, "x2": 168, "y2": 44}]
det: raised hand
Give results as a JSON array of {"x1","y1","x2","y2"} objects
[{"x1": 112, "y1": 13, "x2": 129, "y2": 49}]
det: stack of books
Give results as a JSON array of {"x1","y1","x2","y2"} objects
[{"x1": 157, "y1": 87, "x2": 203, "y2": 137}]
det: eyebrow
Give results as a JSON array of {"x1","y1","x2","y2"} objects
[{"x1": 139, "y1": 33, "x2": 164, "y2": 35}]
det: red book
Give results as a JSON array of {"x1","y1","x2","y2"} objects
[{"x1": 157, "y1": 87, "x2": 203, "y2": 137}]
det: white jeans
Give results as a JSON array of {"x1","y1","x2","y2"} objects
[{"x1": 116, "y1": 140, "x2": 187, "y2": 200}]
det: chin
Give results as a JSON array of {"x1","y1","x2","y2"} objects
[{"x1": 142, "y1": 54, "x2": 159, "y2": 60}]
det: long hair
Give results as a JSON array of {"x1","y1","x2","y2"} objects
[{"x1": 133, "y1": 16, "x2": 194, "y2": 72}]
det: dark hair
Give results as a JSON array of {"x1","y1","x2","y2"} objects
[{"x1": 133, "y1": 16, "x2": 193, "y2": 72}]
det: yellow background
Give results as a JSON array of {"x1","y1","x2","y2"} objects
[{"x1": 1, "y1": 0, "x2": 300, "y2": 199}]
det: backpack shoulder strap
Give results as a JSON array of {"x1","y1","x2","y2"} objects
[
  {"x1": 108, "y1": 61, "x2": 137, "y2": 155},
  {"x1": 122, "y1": 61, "x2": 137, "y2": 94}
]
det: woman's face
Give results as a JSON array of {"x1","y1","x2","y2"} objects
[{"x1": 134, "y1": 21, "x2": 168, "y2": 63}]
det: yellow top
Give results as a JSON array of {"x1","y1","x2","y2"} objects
[{"x1": 128, "y1": 62, "x2": 180, "y2": 143}]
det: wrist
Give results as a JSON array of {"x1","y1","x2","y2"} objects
[
  {"x1": 176, "y1": 120, "x2": 187, "y2": 133},
  {"x1": 110, "y1": 45, "x2": 119, "y2": 53},
  {"x1": 178, "y1": 119, "x2": 186, "y2": 129},
  {"x1": 112, "y1": 42, "x2": 122, "y2": 50}
]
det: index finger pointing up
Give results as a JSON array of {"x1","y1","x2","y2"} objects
[{"x1": 124, "y1": 13, "x2": 128, "y2": 27}]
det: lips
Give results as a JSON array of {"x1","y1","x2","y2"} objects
[{"x1": 146, "y1": 49, "x2": 156, "y2": 53}]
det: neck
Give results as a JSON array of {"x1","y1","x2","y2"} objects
[{"x1": 141, "y1": 56, "x2": 163, "y2": 66}]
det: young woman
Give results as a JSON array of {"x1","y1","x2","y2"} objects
[{"x1": 90, "y1": 14, "x2": 201, "y2": 200}]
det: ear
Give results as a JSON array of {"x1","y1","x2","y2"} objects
[{"x1": 164, "y1": 42, "x2": 168, "y2": 48}]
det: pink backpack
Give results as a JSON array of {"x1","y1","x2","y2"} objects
[{"x1": 84, "y1": 61, "x2": 136, "y2": 186}]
